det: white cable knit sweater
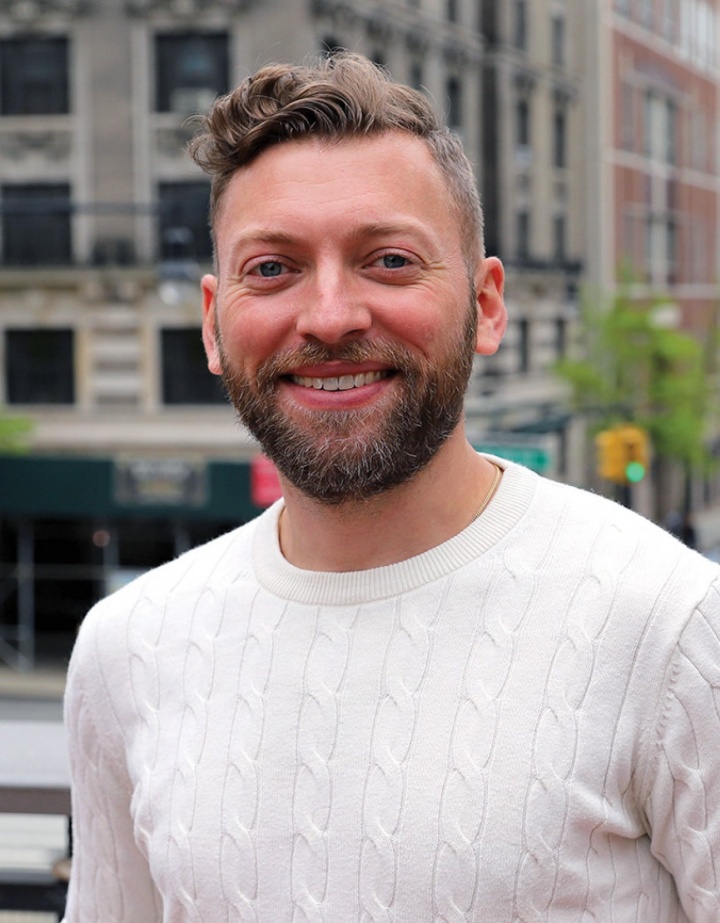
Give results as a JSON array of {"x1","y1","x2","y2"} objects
[{"x1": 63, "y1": 461, "x2": 720, "y2": 922}]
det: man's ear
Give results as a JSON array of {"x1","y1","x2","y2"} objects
[
  {"x1": 474, "y1": 256, "x2": 508, "y2": 356},
  {"x1": 201, "y1": 274, "x2": 222, "y2": 375}
]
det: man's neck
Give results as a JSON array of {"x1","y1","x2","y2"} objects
[{"x1": 276, "y1": 433, "x2": 500, "y2": 572}]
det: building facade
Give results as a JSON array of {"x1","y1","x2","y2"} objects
[
  {"x1": 0, "y1": 0, "x2": 585, "y2": 667},
  {"x1": 471, "y1": 0, "x2": 584, "y2": 478},
  {"x1": 582, "y1": 0, "x2": 720, "y2": 530}
]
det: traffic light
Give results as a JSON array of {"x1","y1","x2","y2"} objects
[
  {"x1": 622, "y1": 426, "x2": 649, "y2": 483},
  {"x1": 595, "y1": 425, "x2": 649, "y2": 484}
]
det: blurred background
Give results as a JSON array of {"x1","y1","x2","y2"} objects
[
  {"x1": 2, "y1": 0, "x2": 720, "y2": 916},
  {"x1": 3, "y1": 0, "x2": 720, "y2": 679},
  {"x1": 1, "y1": 0, "x2": 720, "y2": 664}
]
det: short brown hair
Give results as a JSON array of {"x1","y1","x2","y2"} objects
[{"x1": 189, "y1": 52, "x2": 484, "y2": 262}]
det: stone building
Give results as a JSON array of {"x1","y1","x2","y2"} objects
[{"x1": 0, "y1": 0, "x2": 584, "y2": 666}]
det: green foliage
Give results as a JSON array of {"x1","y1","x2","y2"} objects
[
  {"x1": 555, "y1": 289, "x2": 716, "y2": 471},
  {"x1": 0, "y1": 413, "x2": 33, "y2": 453}
]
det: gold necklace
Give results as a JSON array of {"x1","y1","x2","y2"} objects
[{"x1": 471, "y1": 463, "x2": 502, "y2": 522}]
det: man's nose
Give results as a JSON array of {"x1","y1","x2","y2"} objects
[{"x1": 295, "y1": 268, "x2": 372, "y2": 344}]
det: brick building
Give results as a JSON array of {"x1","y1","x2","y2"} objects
[{"x1": 582, "y1": 0, "x2": 720, "y2": 528}]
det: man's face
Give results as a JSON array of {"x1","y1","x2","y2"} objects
[{"x1": 202, "y1": 132, "x2": 506, "y2": 504}]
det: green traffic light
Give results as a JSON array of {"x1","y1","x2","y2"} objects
[{"x1": 626, "y1": 461, "x2": 645, "y2": 483}]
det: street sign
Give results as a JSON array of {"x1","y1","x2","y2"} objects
[
  {"x1": 114, "y1": 456, "x2": 207, "y2": 507},
  {"x1": 473, "y1": 440, "x2": 552, "y2": 473}
]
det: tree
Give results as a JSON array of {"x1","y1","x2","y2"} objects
[
  {"x1": 0, "y1": 412, "x2": 32, "y2": 453},
  {"x1": 555, "y1": 289, "x2": 717, "y2": 517}
]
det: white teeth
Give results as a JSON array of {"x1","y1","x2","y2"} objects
[{"x1": 292, "y1": 370, "x2": 387, "y2": 391}]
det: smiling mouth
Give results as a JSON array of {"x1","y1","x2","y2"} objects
[{"x1": 290, "y1": 370, "x2": 391, "y2": 392}]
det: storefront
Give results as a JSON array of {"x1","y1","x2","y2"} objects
[{"x1": 0, "y1": 454, "x2": 274, "y2": 669}]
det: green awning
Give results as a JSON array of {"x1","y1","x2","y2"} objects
[{"x1": 0, "y1": 454, "x2": 263, "y2": 521}]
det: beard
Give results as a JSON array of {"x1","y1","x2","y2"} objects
[{"x1": 217, "y1": 296, "x2": 478, "y2": 505}]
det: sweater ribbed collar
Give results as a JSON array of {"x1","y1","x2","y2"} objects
[{"x1": 252, "y1": 458, "x2": 537, "y2": 606}]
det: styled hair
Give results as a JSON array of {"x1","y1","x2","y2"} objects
[{"x1": 189, "y1": 52, "x2": 484, "y2": 262}]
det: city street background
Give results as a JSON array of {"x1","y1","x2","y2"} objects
[{"x1": 0, "y1": 669, "x2": 65, "y2": 923}]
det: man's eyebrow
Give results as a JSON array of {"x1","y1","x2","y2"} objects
[
  {"x1": 349, "y1": 220, "x2": 439, "y2": 245},
  {"x1": 228, "y1": 229, "x2": 299, "y2": 252},
  {"x1": 227, "y1": 221, "x2": 434, "y2": 256}
]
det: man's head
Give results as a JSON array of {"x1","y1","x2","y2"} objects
[
  {"x1": 189, "y1": 52, "x2": 484, "y2": 267},
  {"x1": 193, "y1": 55, "x2": 506, "y2": 505}
]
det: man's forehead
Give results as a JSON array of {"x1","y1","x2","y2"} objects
[
  {"x1": 215, "y1": 131, "x2": 447, "y2": 225},
  {"x1": 219, "y1": 131, "x2": 442, "y2": 202}
]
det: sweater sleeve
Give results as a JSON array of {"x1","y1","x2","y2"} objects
[
  {"x1": 643, "y1": 578, "x2": 720, "y2": 922},
  {"x1": 62, "y1": 605, "x2": 162, "y2": 923}
]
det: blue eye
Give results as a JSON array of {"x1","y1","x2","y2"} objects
[
  {"x1": 256, "y1": 261, "x2": 284, "y2": 277},
  {"x1": 382, "y1": 254, "x2": 408, "y2": 269}
]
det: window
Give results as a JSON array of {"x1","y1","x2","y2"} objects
[
  {"x1": 517, "y1": 98, "x2": 530, "y2": 147},
  {"x1": 447, "y1": 0, "x2": 458, "y2": 23},
  {"x1": 645, "y1": 214, "x2": 677, "y2": 285},
  {"x1": 665, "y1": 99, "x2": 677, "y2": 164},
  {"x1": 161, "y1": 328, "x2": 227, "y2": 405},
  {"x1": 0, "y1": 36, "x2": 69, "y2": 115},
  {"x1": 409, "y1": 61, "x2": 424, "y2": 90},
  {"x1": 696, "y1": 1, "x2": 718, "y2": 70},
  {"x1": 157, "y1": 182, "x2": 212, "y2": 262},
  {"x1": 644, "y1": 91, "x2": 677, "y2": 164},
  {"x1": 515, "y1": 0, "x2": 528, "y2": 48},
  {"x1": 446, "y1": 77, "x2": 462, "y2": 130},
  {"x1": 155, "y1": 32, "x2": 228, "y2": 114},
  {"x1": 621, "y1": 82, "x2": 636, "y2": 150},
  {"x1": 551, "y1": 15, "x2": 565, "y2": 68},
  {"x1": 661, "y1": 0, "x2": 679, "y2": 40},
  {"x1": 517, "y1": 209, "x2": 531, "y2": 260},
  {"x1": 555, "y1": 317, "x2": 567, "y2": 360},
  {"x1": 518, "y1": 318, "x2": 530, "y2": 373},
  {"x1": 553, "y1": 109, "x2": 567, "y2": 168},
  {"x1": 5, "y1": 329, "x2": 74, "y2": 404},
  {"x1": 1, "y1": 184, "x2": 72, "y2": 265},
  {"x1": 639, "y1": 0, "x2": 654, "y2": 28},
  {"x1": 554, "y1": 214, "x2": 567, "y2": 261}
]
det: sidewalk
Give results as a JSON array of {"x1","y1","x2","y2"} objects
[
  {"x1": 0, "y1": 668, "x2": 66, "y2": 703},
  {"x1": 0, "y1": 667, "x2": 68, "y2": 921}
]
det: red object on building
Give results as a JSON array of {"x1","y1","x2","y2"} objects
[{"x1": 250, "y1": 455, "x2": 283, "y2": 507}]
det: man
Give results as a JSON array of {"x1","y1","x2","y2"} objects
[{"x1": 63, "y1": 54, "x2": 720, "y2": 921}]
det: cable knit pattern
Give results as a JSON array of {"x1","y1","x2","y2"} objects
[
  {"x1": 219, "y1": 588, "x2": 288, "y2": 920},
  {"x1": 292, "y1": 604, "x2": 358, "y2": 922},
  {"x1": 63, "y1": 460, "x2": 720, "y2": 923},
  {"x1": 359, "y1": 589, "x2": 447, "y2": 922}
]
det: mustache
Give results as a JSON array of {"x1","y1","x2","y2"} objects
[{"x1": 251, "y1": 339, "x2": 418, "y2": 390}]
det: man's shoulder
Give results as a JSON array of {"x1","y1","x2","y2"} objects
[
  {"x1": 530, "y1": 473, "x2": 720, "y2": 587},
  {"x1": 66, "y1": 512, "x2": 271, "y2": 695},
  {"x1": 139, "y1": 520, "x2": 252, "y2": 591},
  {"x1": 82, "y1": 514, "x2": 264, "y2": 633}
]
